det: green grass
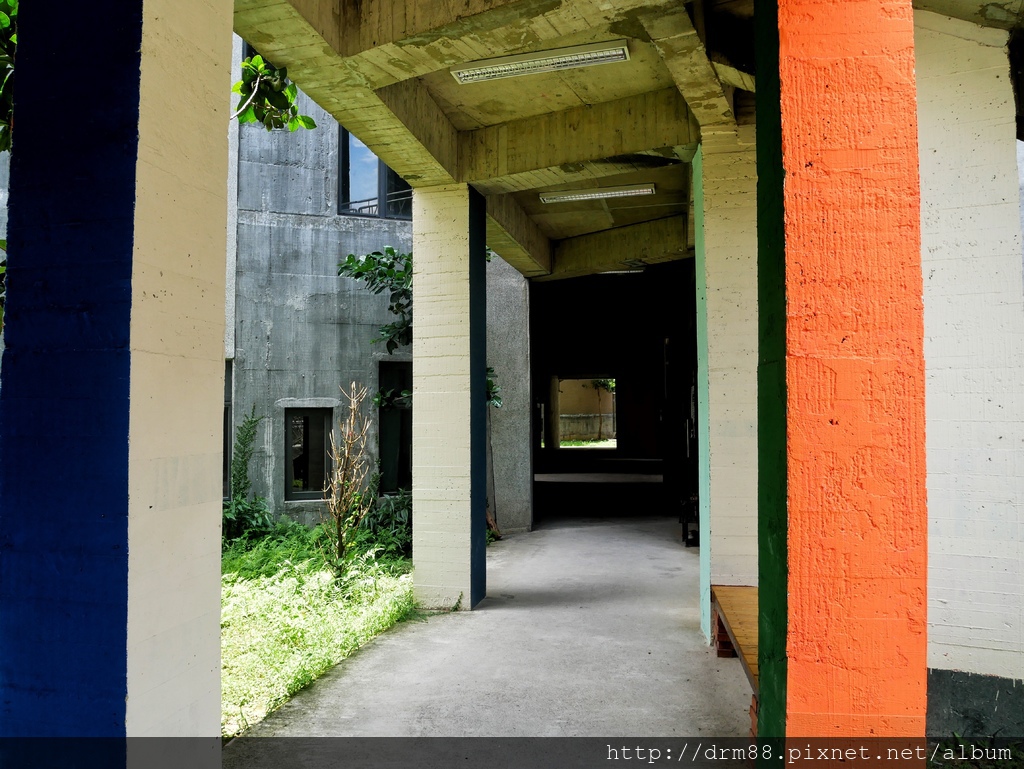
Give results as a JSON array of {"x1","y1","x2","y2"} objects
[
  {"x1": 221, "y1": 522, "x2": 415, "y2": 737},
  {"x1": 558, "y1": 438, "x2": 617, "y2": 449}
]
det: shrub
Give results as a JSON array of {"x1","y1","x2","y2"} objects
[
  {"x1": 361, "y1": 487, "x2": 412, "y2": 558},
  {"x1": 224, "y1": 405, "x2": 273, "y2": 543}
]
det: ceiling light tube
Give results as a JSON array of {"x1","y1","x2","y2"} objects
[
  {"x1": 451, "y1": 40, "x2": 630, "y2": 84},
  {"x1": 539, "y1": 184, "x2": 656, "y2": 204}
]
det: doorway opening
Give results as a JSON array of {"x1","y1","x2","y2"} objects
[{"x1": 529, "y1": 260, "x2": 699, "y2": 533}]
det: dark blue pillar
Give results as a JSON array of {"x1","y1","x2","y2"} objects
[{"x1": 0, "y1": 1, "x2": 144, "y2": 736}]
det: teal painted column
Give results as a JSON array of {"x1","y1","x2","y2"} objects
[{"x1": 693, "y1": 146, "x2": 713, "y2": 642}]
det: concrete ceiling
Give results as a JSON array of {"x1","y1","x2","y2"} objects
[
  {"x1": 233, "y1": 0, "x2": 1020, "y2": 280},
  {"x1": 234, "y1": 0, "x2": 730, "y2": 279},
  {"x1": 914, "y1": 0, "x2": 1024, "y2": 29}
]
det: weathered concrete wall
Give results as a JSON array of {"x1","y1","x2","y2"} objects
[
  {"x1": 558, "y1": 414, "x2": 615, "y2": 441},
  {"x1": 485, "y1": 254, "x2": 532, "y2": 533},
  {"x1": 233, "y1": 92, "x2": 532, "y2": 534},
  {"x1": 916, "y1": 11, "x2": 1024, "y2": 722},
  {"x1": 232, "y1": 92, "x2": 412, "y2": 523}
]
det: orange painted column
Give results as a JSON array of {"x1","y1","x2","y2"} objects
[{"x1": 778, "y1": 0, "x2": 927, "y2": 736}]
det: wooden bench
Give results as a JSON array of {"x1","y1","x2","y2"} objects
[{"x1": 711, "y1": 585, "x2": 759, "y2": 738}]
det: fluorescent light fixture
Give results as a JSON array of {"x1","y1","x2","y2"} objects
[
  {"x1": 539, "y1": 184, "x2": 656, "y2": 204},
  {"x1": 451, "y1": 40, "x2": 630, "y2": 84}
]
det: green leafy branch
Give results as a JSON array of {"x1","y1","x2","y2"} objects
[
  {"x1": 486, "y1": 367, "x2": 502, "y2": 408},
  {"x1": 232, "y1": 54, "x2": 316, "y2": 132},
  {"x1": 338, "y1": 246, "x2": 413, "y2": 354},
  {"x1": 373, "y1": 388, "x2": 412, "y2": 410},
  {"x1": 0, "y1": 0, "x2": 17, "y2": 153}
]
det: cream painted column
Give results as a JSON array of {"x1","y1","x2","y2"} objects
[
  {"x1": 695, "y1": 137, "x2": 759, "y2": 638},
  {"x1": 125, "y1": 0, "x2": 233, "y2": 736},
  {"x1": 412, "y1": 184, "x2": 487, "y2": 609}
]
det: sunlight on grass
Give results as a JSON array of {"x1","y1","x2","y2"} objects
[
  {"x1": 559, "y1": 438, "x2": 617, "y2": 449},
  {"x1": 221, "y1": 529, "x2": 414, "y2": 737}
]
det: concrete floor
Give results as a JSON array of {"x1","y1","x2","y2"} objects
[{"x1": 236, "y1": 516, "x2": 752, "y2": 738}]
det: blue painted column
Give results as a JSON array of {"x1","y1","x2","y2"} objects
[
  {"x1": 0, "y1": 0, "x2": 231, "y2": 736},
  {"x1": 0, "y1": 3, "x2": 141, "y2": 736}
]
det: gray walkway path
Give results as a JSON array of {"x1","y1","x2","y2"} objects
[{"x1": 238, "y1": 516, "x2": 751, "y2": 738}]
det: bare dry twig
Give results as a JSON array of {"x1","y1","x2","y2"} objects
[{"x1": 323, "y1": 382, "x2": 375, "y2": 576}]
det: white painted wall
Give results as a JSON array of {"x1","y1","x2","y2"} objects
[
  {"x1": 701, "y1": 138, "x2": 759, "y2": 589},
  {"x1": 916, "y1": 10, "x2": 1024, "y2": 679}
]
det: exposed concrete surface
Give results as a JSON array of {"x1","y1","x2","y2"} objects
[
  {"x1": 231, "y1": 90, "x2": 534, "y2": 527},
  {"x1": 485, "y1": 254, "x2": 533, "y2": 534},
  {"x1": 237, "y1": 517, "x2": 751, "y2": 737}
]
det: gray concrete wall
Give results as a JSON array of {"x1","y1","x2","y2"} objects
[
  {"x1": 232, "y1": 93, "x2": 412, "y2": 524},
  {"x1": 485, "y1": 255, "x2": 533, "y2": 534},
  {"x1": 232, "y1": 91, "x2": 533, "y2": 530}
]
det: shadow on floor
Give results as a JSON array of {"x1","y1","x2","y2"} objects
[{"x1": 227, "y1": 517, "x2": 752, "y2": 740}]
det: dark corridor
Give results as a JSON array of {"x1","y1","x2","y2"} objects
[{"x1": 529, "y1": 260, "x2": 699, "y2": 534}]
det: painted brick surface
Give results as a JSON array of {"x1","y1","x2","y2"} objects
[
  {"x1": 916, "y1": 11, "x2": 1024, "y2": 682},
  {"x1": 778, "y1": 0, "x2": 928, "y2": 736}
]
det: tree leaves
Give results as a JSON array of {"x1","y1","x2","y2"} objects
[
  {"x1": 0, "y1": 0, "x2": 16, "y2": 153},
  {"x1": 338, "y1": 247, "x2": 413, "y2": 354},
  {"x1": 232, "y1": 53, "x2": 317, "y2": 133}
]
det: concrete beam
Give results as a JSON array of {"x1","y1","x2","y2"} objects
[
  {"x1": 713, "y1": 61, "x2": 755, "y2": 93},
  {"x1": 235, "y1": 0, "x2": 459, "y2": 186},
  {"x1": 340, "y1": 0, "x2": 524, "y2": 56},
  {"x1": 535, "y1": 215, "x2": 688, "y2": 281},
  {"x1": 469, "y1": 148, "x2": 696, "y2": 197},
  {"x1": 461, "y1": 89, "x2": 700, "y2": 190},
  {"x1": 641, "y1": 9, "x2": 735, "y2": 135},
  {"x1": 376, "y1": 78, "x2": 459, "y2": 185},
  {"x1": 485, "y1": 194, "x2": 553, "y2": 277}
]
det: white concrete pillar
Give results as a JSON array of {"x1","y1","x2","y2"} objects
[
  {"x1": 412, "y1": 184, "x2": 487, "y2": 609},
  {"x1": 695, "y1": 138, "x2": 759, "y2": 638}
]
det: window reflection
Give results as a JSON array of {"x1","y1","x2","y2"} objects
[{"x1": 338, "y1": 127, "x2": 412, "y2": 219}]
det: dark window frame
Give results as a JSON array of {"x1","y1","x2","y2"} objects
[
  {"x1": 284, "y1": 408, "x2": 333, "y2": 501},
  {"x1": 338, "y1": 126, "x2": 412, "y2": 220},
  {"x1": 377, "y1": 361, "x2": 413, "y2": 494}
]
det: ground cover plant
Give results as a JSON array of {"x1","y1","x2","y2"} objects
[{"x1": 221, "y1": 502, "x2": 415, "y2": 736}]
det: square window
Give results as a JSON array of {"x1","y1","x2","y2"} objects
[{"x1": 285, "y1": 408, "x2": 332, "y2": 500}]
